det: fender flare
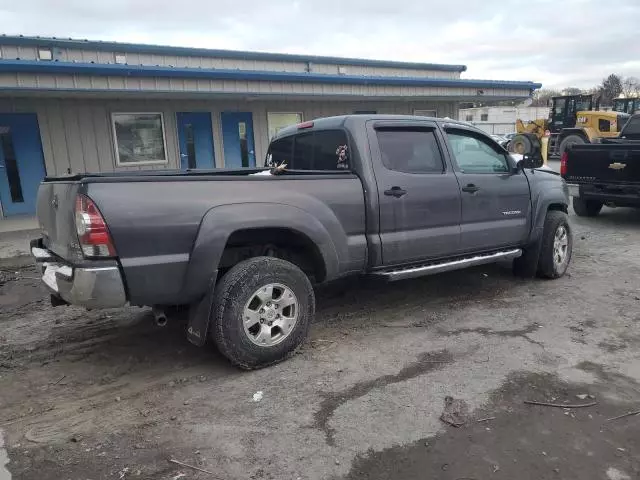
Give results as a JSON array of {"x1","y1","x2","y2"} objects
[
  {"x1": 183, "y1": 202, "x2": 343, "y2": 346},
  {"x1": 529, "y1": 185, "x2": 569, "y2": 244}
]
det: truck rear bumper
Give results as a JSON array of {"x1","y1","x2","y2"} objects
[
  {"x1": 31, "y1": 241, "x2": 127, "y2": 309},
  {"x1": 579, "y1": 185, "x2": 640, "y2": 207}
]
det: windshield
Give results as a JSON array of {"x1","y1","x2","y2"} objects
[{"x1": 621, "y1": 115, "x2": 640, "y2": 139}]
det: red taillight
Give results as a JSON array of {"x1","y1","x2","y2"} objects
[
  {"x1": 560, "y1": 152, "x2": 568, "y2": 176},
  {"x1": 75, "y1": 194, "x2": 116, "y2": 257}
]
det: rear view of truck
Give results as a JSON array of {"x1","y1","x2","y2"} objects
[
  {"x1": 31, "y1": 179, "x2": 127, "y2": 309},
  {"x1": 562, "y1": 114, "x2": 640, "y2": 216}
]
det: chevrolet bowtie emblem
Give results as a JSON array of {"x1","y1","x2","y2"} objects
[{"x1": 609, "y1": 162, "x2": 626, "y2": 170}]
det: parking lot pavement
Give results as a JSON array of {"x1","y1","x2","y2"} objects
[{"x1": 1, "y1": 207, "x2": 640, "y2": 480}]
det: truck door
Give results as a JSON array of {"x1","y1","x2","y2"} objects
[
  {"x1": 443, "y1": 127, "x2": 531, "y2": 252},
  {"x1": 367, "y1": 120, "x2": 462, "y2": 266}
]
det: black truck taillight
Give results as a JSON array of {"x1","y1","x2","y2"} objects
[
  {"x1": 75, "y1": 194, "x2": 116, "y2": 257},
  {"x1": 560, "y1": 152, "x2": 568, "y2": 177}
]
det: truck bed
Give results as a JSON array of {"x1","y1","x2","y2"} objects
[{"x1": 36, "y1": 170, "x2": 367, "y2": 305}]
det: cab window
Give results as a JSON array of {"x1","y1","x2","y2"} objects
[{"x1": 446, "y1": 130, "x2": 509, "y2": 174}]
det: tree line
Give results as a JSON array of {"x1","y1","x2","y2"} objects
[{"x1": 531, "y1": 74, "x2": 640, "y2": 107}]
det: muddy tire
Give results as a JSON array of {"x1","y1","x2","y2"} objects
[
  {"x1": 537, "y1": 210, "x2": 572, "y2": 279},
  {"x1": 573, "y1": 196, "x2": 603, "y2": 217},
  {"x1": 210, "y1": 256, "x2": 315, "y2": 370}
]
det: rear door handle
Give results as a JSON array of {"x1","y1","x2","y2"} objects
[
  {"x1": 461, "y1": 184, "x2": 479, "y2": 193},
  {"x1": 384, "y1": 186, "x2": 407, "y2": 198}
]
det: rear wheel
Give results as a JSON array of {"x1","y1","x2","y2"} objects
[
  {"x1": 559, "y1": 134, "x2": 586, "y2": 157},
  {"x1": 573, "y1": 196, "x2": 603, "y2": 217},
  {"x1": 537, "y1": 211, "x2": 572, "y2": 279},
  {"x1": 210, "y1": 257, "x2": 315, "y2": 369}
]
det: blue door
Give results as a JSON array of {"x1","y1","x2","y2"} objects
[
  {"x1": 0, "y1": 113, "x2": 46, "y2": 217},
  {"x1": 221, "y1": 112, "x2": 256, "y2": 168},
  {"x1": 176, "y1": 112, "x2": 215, "y2": 169}
]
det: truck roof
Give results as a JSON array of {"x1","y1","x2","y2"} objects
[{"x1": 273, "y1": 114, "x2": 478, "y2": 140}]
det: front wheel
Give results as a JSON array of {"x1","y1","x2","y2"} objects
[
  {"x1": 537, "y1": 210, "x2": 573, "y2": 279},
  {"x1": 210, "y1": 257, "x2": 315, "y2": 369}
]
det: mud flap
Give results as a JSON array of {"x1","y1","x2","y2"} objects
[{"x1": 186, "y1": 277, "x2": 217, "y2": 347}]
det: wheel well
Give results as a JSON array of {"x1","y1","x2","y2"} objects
[
  {"x1": 548, "y1": 203, "x2": 568, "y2": 214},
  {"x1": 218, "y1": 228, "x2": 327, "y2": 283}
]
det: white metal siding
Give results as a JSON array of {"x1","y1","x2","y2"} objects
[
  {"x1": 0, "y1": 44, "x2": 461, "y2": 79},
  {"x1": 0, "y1": 97, "x2": 455, "y2": 175},
  {"x1": 459, "y1": 106, "x2": 550, "y2": 134},
  {"x1": 0, "y1": 72, "x2": 530, "y2": 100}
]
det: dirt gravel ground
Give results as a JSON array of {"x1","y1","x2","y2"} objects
[{"x1": 1, "y1": 206, "x2": 640, "y2": 480}]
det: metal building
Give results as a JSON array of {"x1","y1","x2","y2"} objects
[
  {"x1": 0, "y1": 35, "x2": 541, "y2": 218},
  {"x1": 459, "y1": 106, "x2": 550, "y2": 135}
]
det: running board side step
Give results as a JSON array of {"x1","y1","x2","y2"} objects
[{"x1": 371, "y1": 249, "x2": 522, "y2": 281}]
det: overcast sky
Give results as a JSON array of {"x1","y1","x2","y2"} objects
[{"x1": 1, "y1": 0, "x2": 639, "y2": 90}]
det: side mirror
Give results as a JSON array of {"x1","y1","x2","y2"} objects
[{"x1": 517, "y1": 153, "x2": 544, "y2": 170}]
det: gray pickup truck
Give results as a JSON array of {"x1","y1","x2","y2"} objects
[{"x1": 31, "y1": 115, "x2": 572, "y2": 369}]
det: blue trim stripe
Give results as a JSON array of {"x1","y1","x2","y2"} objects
[
  {"x1": 0, "y1": 86, "x2": 536, "y2": 99},
  {"x1": 0, "y1": 34, "x2": 467, "y2": 73},
  {"x1": 0, "y1": 59, "x2": 542, "y2": 90}
]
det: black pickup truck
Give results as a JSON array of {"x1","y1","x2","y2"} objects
[
  {"x1": 562, "y1": 113, "x2": 640, "y2": 216},
  {"x1": 32, "y1": 115, "x2": 572, "y2": 369}
]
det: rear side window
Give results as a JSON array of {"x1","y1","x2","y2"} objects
[
  {"x1": 376, "y1": 128, "x2": 445, "y2": 174},
  {"x1": 267, "y1": 136, "x2": 293, "y2": 166},
  {"x1": 267, "y1": 129, "x2": 350, "y2": 170}
]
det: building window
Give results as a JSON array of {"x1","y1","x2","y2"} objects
[
  {"x1": 111, "y1": 113, "x2": 168, "y2": 165},
  {"x1": 414, "y1": 109, "x2": 437, "y2": 118},
  {"x1": 267, "y1": 112, "x2": 303, "y2": 140},
  {"x1": 465, "y1": 115, "x2": 474, "y2": 122},
  {"x1": 37, "y1": 47, "x2": 53, "y2": 61},
  {"x1": 480, "y1": 113, "x2": 489, "y2": 121}
]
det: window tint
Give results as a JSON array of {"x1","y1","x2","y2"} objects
[
  {"x1": 446, "y1": 130, "x2": 509, "y2": 174},
  {"x1": 376, "y1": 128, "x2": 444, "y2": 174},
  {"x1": 292, "y1": 133, "x2": 314, "y2": 169},
  {"x1": 267, "y1": 136, "x2": 293, "y2": 166},
  {"x1": 313, "y1": 130, "x2": 349, "y2": 170},
  {"x1": 268, "y1": 129, "x2": 350, "y2": 170}
]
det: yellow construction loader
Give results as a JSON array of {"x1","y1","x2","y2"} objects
[{"x1": 509, "y1": 94, "x2": 630, "y2": 159}]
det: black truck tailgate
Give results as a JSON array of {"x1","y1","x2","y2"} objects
[{"x1": 564, "y1": 144, "x2": 640, "y2": 185}]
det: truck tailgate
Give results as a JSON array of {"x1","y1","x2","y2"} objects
[
  {"x1": 565, "y1": 144, "x2": 640, "y2": 185},
  {"x1": 36, "y1": 181, "x2": 82, "y2": 260}
]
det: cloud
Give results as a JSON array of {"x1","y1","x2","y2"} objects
[{"x1": 1, "y1": 0, "x2": 639, "y2": 89}]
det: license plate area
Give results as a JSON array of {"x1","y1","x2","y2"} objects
[{"x1": 41, "y1": 264, "x2": 73, "y2": 292}]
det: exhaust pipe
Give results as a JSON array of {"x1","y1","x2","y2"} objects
[{"x1": 152, "y1": 307, "x2": 168, "y2": 327}]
